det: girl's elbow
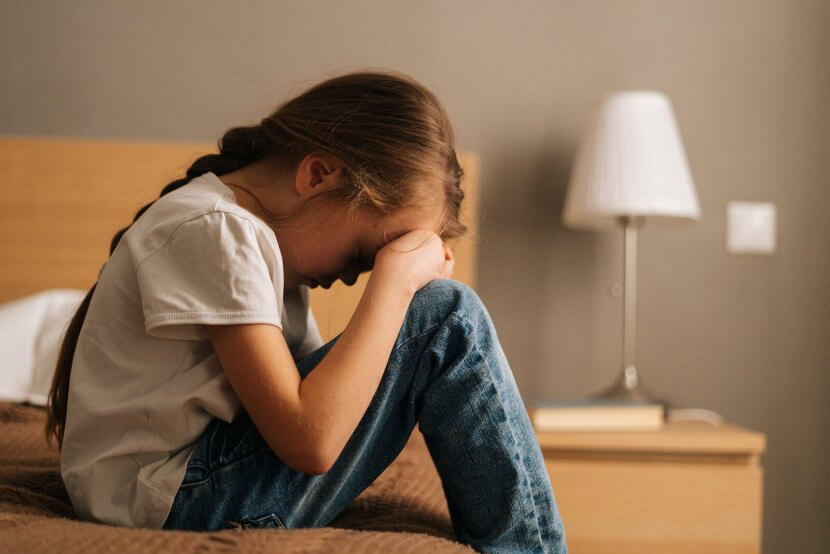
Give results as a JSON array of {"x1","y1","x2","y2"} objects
[
  {"x1": 312, "y1": 435, "x2": 350, "y2": 474},
  {"x1": 278, "y1": 441, "x2": 335, "y2": 475},
  {"x1": 303, "y1": 458, "x2": 333, "y2": 476},
  {"x1": 296, "y1": 446, "x2": 335, "y2": 475}
]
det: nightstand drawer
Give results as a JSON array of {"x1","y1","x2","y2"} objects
[{"x1": 537, "y1": 422, "x2": 765, "y2": 553}]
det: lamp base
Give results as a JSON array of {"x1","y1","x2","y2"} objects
[{"x1": 591, "y1": 364, "x2": 666, "y2": 406}]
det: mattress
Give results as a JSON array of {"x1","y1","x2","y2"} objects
[{"x1": 0, "y1": 402, "x2": 472, "y2": 552}]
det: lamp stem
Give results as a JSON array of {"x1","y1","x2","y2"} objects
[
  {"x1": 593, "y1": 215, "x2": 663, "y2": 404},
  {"x1": 624, "y1": 216, "x2": 638, "y2": 379}
]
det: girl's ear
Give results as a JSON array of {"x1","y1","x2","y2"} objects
[{"x1": 294, "y1": 152, "x2": 344, "y2": 197}]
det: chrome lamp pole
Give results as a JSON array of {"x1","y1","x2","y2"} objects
[{"x1": 594, "y1": 215, "x2": 656, "y2": 403}]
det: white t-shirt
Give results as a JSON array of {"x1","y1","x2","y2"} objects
[{"x1": 60, "y1": 171, "x2": 324, "y2": 529}]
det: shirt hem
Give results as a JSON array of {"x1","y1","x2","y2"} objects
[{"x1": 146, "y1": 311, "x2": 281, "y2": 325}]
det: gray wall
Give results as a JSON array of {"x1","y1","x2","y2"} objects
[{"x1": 2, "y1": 1, "x2": 827, "y2": 551}]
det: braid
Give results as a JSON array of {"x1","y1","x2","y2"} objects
[
  {"x1": 108, "y1": 125, "x2": 269, "y2": 256},
  {"x1": 436, "y1": 150, "x2": 467, "y2": 240},
  {"x1": 44, "y1": 124, "x2": 268, "y2": 447}
]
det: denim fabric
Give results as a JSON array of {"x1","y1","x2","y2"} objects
[{"x1": 162, "y1": 279, "x2": 567, "y2": 553}]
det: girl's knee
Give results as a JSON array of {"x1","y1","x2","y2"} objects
[
  {"x1": 393, "y1": 280, "x2": 492, "y2": 352},
  {"x1": 409, "y1": 279, "x2": 486, "y2": 323}
]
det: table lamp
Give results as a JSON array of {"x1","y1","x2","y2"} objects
[{"x1": 562, "y1": 90, "x2": 701, "y2": 404}]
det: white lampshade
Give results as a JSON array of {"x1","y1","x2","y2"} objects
[{"x1": 563, "y1": 91, "x2": 701, "y2": 229}]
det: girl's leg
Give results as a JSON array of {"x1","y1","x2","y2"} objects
[{"x1": 163, "y1": 279, "x2": 567, "y2": 554}]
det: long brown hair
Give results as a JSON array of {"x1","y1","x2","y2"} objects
[{"x1": 45, "y1": 69, "x2": 467, "y2": 447}]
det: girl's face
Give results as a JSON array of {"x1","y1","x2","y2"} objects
[
  {"x1": 275, "y1": 202, "x2": 440, "y2": 290},
  {"x1": 219, "y1": 152, "x2": 443, "y2": 290}
]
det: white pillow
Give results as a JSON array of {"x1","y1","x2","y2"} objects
[{"x1": 0, "y1": 289, "x2": 87, "y2": 405}]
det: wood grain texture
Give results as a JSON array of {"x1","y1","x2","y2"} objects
[
  {"x1": 541, "y1": 422, "x2": 764, "y2": 553},
  {"x1": 0, "y1": 137, "x2": 479, "y2": 343}
]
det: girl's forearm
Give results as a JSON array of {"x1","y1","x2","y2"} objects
[{"x1": 296, "y1": 272, "x2": 414, "y2": 471}]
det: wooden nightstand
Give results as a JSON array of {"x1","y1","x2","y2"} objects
[{"x1": 536, "y1": 421, "x2": 766, "y2": 554}]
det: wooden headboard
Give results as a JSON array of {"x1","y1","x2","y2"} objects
[{"x1": 0, "y1": 137, "x2": 479, "y2": 342}]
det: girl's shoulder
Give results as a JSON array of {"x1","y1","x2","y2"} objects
[{"x1": 123, "y1": 172, "x2": 278, "y2": 266}]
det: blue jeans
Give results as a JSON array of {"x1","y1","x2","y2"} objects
[{"x1": 162, "y1": 279, "x2": 567, "y2": 553}]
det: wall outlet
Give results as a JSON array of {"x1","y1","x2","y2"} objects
[{"x1": 727, "y1": 202, "x2": 777, "y2": 254}]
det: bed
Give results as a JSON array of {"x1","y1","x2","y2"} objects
[{"x1": 0, "y1": 136, "x2": 480, "y2": 552}]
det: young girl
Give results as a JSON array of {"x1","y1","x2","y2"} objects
[{"x1": 45, "y1": 70, "x2": 567, "y2": 553}]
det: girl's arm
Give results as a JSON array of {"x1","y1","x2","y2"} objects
[{"x1": 206, "y1": 230, "x2": 451, "y2": 474}]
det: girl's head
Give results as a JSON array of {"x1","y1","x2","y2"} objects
[
  {"x1": 187, "y1": 68, "x2": 466, "y2": 232},
  {"x1": 46, "y1": 68, "x2": 468, "y2": 446},
  {"x1": 226, "y1": 153, "x2": 446, "y2": 289},
  {"x1": 171, "y1": 68, "x2": 468, "y2": 289}
]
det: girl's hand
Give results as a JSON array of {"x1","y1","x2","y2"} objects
[{"x1": 372, "y1": 229, "x2": 452, "y2": 296}]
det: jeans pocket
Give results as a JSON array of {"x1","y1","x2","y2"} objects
[
  {"x1": 179, "y1": 461, "x2": 210, "y2": 488},
  {"x1": 210, "y1": 411, "x2": 268, "y2": 466},
  {"x1": 234, "y1": 513, "x2": 286, "y2": 530}
]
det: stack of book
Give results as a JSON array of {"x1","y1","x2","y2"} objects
[{"x1": 526, "y1": 398, "x2": 665, "y2": 431}]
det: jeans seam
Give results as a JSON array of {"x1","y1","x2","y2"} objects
[
  {"x1": 448, "y1": 311, "x2": 546, "y2": 547},
  {"x1": 390, "y1": 322, "x2": 443, "y2": 356},
  {"x1": 391, "y1": 288, "x2": 470, "y2": 356},
  {"x1": 230, "y1": 513, "x2": 287, "y2": 530},
  {"x1": 209, "y1": 444, "x2": 275, "y2": 481}
]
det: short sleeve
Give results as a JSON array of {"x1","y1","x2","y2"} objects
[{"x1": 135, "y1": 211, "x2": 282, "y2": 341}]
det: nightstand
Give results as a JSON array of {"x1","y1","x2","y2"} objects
[{"x1": 537, "y1": 421, "x2": 766, "y2": 554}]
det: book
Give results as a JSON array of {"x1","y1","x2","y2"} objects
[{"x1": 526, "y1": 399, "x2": 665, "y2": 431}]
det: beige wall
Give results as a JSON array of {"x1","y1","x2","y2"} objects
[{"x1": 2, "y1": 1, "x2": 827, "y2": 551}]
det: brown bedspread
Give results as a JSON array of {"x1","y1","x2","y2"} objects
[{"x1": 0, "y1": 402, "x2": 474, "y2": 553}]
